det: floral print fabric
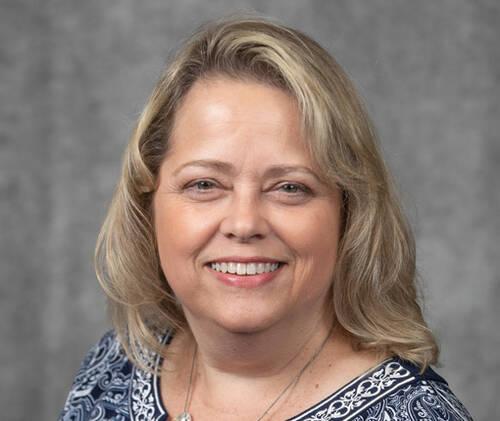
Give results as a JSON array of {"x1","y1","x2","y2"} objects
[{"x1": 59, "y1": 330, "x2": 473, "y2": 420}]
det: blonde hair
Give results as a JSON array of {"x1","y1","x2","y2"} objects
[{"x1": 95, "y1": 15, "x2": 439, "y2": 374}]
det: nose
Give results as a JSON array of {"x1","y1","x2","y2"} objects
[{"x1": 219, "y1": 188, "x2": 270, "y2": 243}]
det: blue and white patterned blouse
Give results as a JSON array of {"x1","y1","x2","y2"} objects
[{"x1": 59, "y1": 330, "x2": 473, "y2": 420}]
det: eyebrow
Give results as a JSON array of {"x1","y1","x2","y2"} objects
[{"x1": 172, "y1": 159, "x2": 322, "y2": 181}]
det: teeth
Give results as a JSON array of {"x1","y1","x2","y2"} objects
[
  {"x1": 236, "y1": 263, "x2": 247, "y2": 275},
  {"x1": 256, "y1": 263, "x2": 265, "y2": 274},
  {"x1": 210, "y1": 262, "x2": 281, "y2": 275}
]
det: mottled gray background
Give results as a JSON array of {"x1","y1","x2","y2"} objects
[{"x1": 1, "y1": 0, "x2": 498, "y2": 420}]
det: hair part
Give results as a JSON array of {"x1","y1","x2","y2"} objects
[{"x1": 95, "y1": 14, "x2": 439, "y2": 375}]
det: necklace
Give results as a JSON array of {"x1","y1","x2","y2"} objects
[
  {"x1": 174, "y1": 324, "x2": 334, "y2": 421},
  {"x1": 174, "y1": 344, "x2": 198, "y2": 421}
]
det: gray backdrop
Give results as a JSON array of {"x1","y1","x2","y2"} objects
[{"x1": 1, "y1": 1, "x2": 498, "y2": 420}]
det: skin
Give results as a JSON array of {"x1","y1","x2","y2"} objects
[{"x1": 153, "y1": 77, "x2": 386, "y2": 420}]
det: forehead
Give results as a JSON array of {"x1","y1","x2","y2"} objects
[{"x1": 167, "y1": 77, "x2": 312, "y2": 162}]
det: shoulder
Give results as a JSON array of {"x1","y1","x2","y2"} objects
[
  {"x1": 294, "y1": 357, "x2": 474, "y2": 421},
  {"x1": 357, "y1": 358, "x2": 474, "y2": 421},
  {"x1": 58, "y1": 330, "x2": 134, "y2": 421},
  {"x1": 374, "y1": 360, "x2": 474, "y2": 421}
]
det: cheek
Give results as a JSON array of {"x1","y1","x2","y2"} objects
[
  {"x1": 282, "y1": 203, "x2": 340, "y2": 294},
  {"x1": 153, "y1": 198, "x2": 212, "y2": 285},
  {"x1": 284, "y1": 203, "x2": 340, "y2": 260}
]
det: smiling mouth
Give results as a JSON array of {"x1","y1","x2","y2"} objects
[
  {"x1": 204, "y1": 261, "x2": 285, "y2": 288},
  {"x1": 205, "y1": 261, "x2": 285, "y2": 276}
]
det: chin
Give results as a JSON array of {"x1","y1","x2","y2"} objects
[
  {"x1": 215, "y1": 321, "x2": 271, "y2": 335},
  {"x1": 182, "y1": 293, "x2": 292, "y2": 336},
  {"x1": 210, "y1": 308, "x2": 281, "y2": 335}
]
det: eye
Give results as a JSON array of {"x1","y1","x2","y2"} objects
[
  {"x1": 277, "y1": 182, "x2": 311, "y2": 195},
  {"x1": 181, "y1": 179, "x2": 223, "y2": 202},
  {"x1": 184, "y1": 179, "x2": 218, "y2": 192}
]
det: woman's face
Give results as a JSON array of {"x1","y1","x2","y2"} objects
[{"x1": 153, "y1": 77, "x2": 342, "y2": 334}]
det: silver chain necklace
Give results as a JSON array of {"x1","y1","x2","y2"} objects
[{"x1": 174, "y1": 325, "x2": 333, "y2": 421}]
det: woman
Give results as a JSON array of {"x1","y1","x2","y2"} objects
[{"x1": 59, "y1": 16, "x2": 473, "y2": 421}]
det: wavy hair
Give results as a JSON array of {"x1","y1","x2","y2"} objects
[{"x1": 95, "y1": 15, "x2": 439, "y2": 374}]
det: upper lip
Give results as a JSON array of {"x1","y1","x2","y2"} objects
[{"x1": 207, "y1": 256, "x2": 285, "y2": 264}]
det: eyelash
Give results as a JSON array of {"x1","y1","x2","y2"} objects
[{"x1": 184, "y1": 180, "x2": 311, "y2": 196}]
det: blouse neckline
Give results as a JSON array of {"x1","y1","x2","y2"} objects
[{"x1": 129, "y1": 330, "x2": 445, "y2": 421}]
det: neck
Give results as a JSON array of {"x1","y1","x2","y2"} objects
[
  {"x1": 191, "y1": 312, "x2": 332, "y2": 377},
  {"x1": 165, "y1": 305, "x2": 359, "y2": 419}
]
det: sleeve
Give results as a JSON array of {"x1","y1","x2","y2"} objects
[
  {"x1": 424, "y1": 380, "x2": 474, "y2": 421},
  {"x1": 380, "y1": 379, "x2": 474, "y2": 421},
  {"x1": 58, "y1": 330, "x2": 133, "y2": 421}
]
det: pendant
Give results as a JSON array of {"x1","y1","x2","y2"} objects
[{"x1": 174, "y1": 412, "x2": 192, "y2": 421}]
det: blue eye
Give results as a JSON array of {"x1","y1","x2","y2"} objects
[
  {"x1": 182, "y1": 179, "x2": 221, "y2": 201},
  {"x1": 186, "y1": 180, "x2": 216, "y2": 192},
  {"x1": 183, "y1": 180, "x2": 311, "y2": 199},
  {"x1": 183, "y1": 179, "x2": 217, "y2": 195},
  {"x1": 278, "y1": 183, "x2": 310, "y2": 195}
]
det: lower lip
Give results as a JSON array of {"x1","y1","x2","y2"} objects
[{"x1": 205, "y1": 263, "x2": 285, "y2": 288}]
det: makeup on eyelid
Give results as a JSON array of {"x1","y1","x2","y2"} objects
[
  {"x1": 184, "y1": 179, "x2": 311, "y2": 190},
  {"x1": 182, "y1": 180, "x2": 313, "y2": 199},
  {"x1": 172, "y1": 159, "x2": 323, "y2": 182}
]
